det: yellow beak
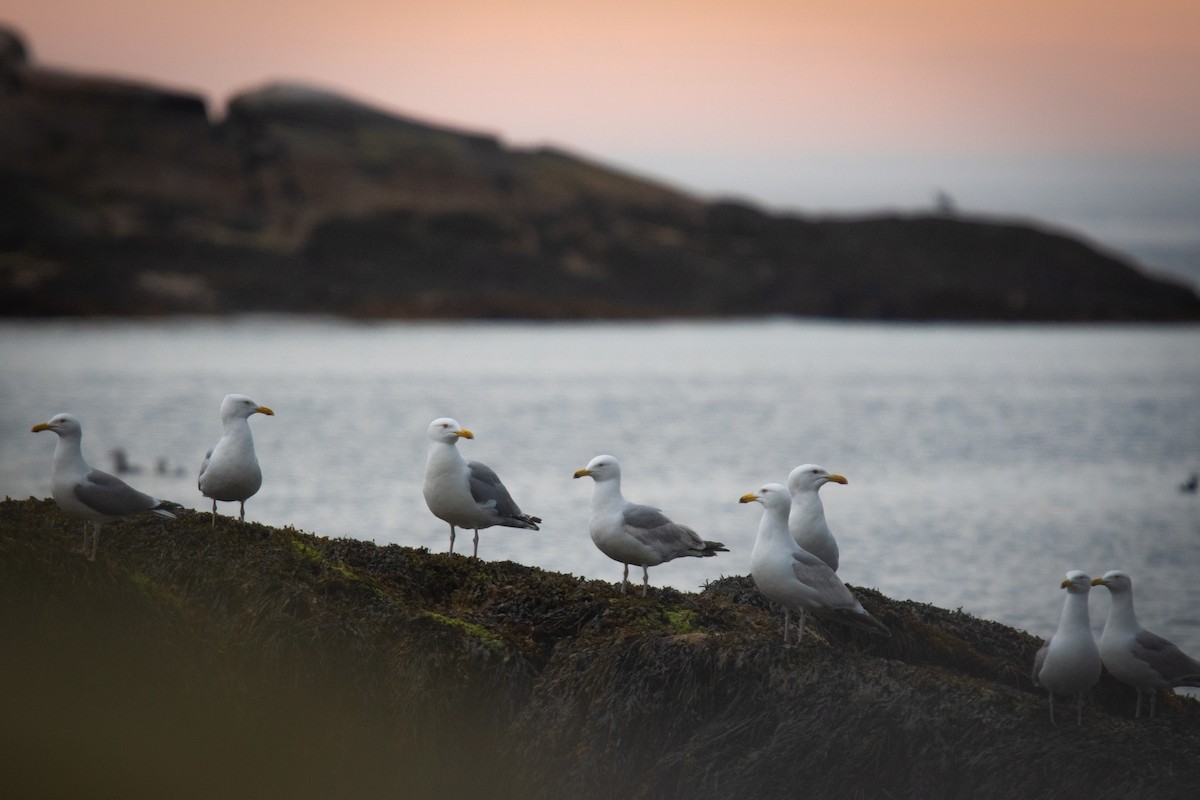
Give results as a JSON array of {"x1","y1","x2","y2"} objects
[
  {"x1": 573, "y1": 468, "x2": 591, "y2": 479},
  {"x1": 31, "y1": 423, "x2": 52, "y2": 432},
  {"x1": 256, "y1": 405, "x2": 275, "y2": 416},
  {"x1": 456, "y1": 428, "x2": 474, "y2": 440},
  {"x1": 1091, "y1": 577, "x2": 1105, "y2": 586},
  {"x1": 828, "y1": 473, "x2": 848, "y2": 485},
  {"x1": 1061, "y1": 578, "x2": 1071, "y2": 589},
  {"x1": 739, "y1": 493, "x2": 760, "y2": 504}
]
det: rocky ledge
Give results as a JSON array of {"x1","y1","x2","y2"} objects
[{"x1": 1, "y1": 497, "x2": 1196, "y2": 800}]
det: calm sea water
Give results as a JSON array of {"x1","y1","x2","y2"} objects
[{"x1": 2, "y1": 318, "x2": 1198, "y2": 663}]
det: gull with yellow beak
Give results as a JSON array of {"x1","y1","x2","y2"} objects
[
  {"x1": 573, "y1": 454, "x2": 727, "y2": 596},
  {"x1": 786, "y1": 464, "x2": 847, "y2": 572},
  {"x1": 422, "y1": 417, "x2": 541, "y2": 557},
  {"x1": 1031, "y1": 571, "x2": 1101, "y2": 725},
  {"x1": 198, "y1": 393, "x2": 274, "y2": 525},
  {"x1": 33, "y1": 413, "x2": 182, "y2": 560},
  {"x1": 741, "y1": 483, "x2": 887, "y2": 643},
  {"x1": 1092, "y1": 570, "x2": 1200, "y2": 718}
]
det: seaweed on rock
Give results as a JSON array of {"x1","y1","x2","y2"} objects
[{"x1": 1, "y1": 498, "x2": 1196, "y2": 800}]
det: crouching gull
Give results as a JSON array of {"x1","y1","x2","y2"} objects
[
  {"x1": 740, "y1": 483, "x2": 887, "y2": 644},
  {"x1": 1092, "y1": 570, "x2": 1200, "y2": 718},
  {"x1": 32, "y1": 413, "x2": 182, "y2": 560},
  {"x1": 1031, "y1": 571, "x2": 1101, "y2": 725},
  {"x1": 573, "y1": 454, "x2": 727, "y2": 596},
  {"x1": 786, "y1": 463, "x2": 847, "y2": 572},
  {"x1": 422, "y1": 418, "x2": 541, "y2": 558},
  {"x1": 198, "y1": 394, "x2": 274, "y2": 525}
]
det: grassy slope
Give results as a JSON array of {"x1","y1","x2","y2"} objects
[{"x1": 1, "y1": 498, "x2": 1197, "y2": 800}]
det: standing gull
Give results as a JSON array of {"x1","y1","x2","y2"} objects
[
  {"x1": 740, "y1": 483, "x2": 887, "y2": 643},
  {"x1": 32, "y1": 413, "x2": 182, "y2": 560},
  {"x1": 786, "y1": 464, "x2": 847, "y2": 572},
  {"x1": 1031, "y1": 571, "x2": 1101, "y2": 725},
  {"x1": 1092, "y1": 570, "x2": 1200, "y2": 718},
  {"x1": 422, "y1": 418, "x2": 541, "y2": 558},
  {"x1": 198, "y1": 394, "x2": 274, "y2": 525},
  {"x1": 573, "y1": 454, "x2": 727, "y2": 596}
]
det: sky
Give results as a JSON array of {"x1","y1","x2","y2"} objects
[{"x1": 5, "y1": 1, "x2": 1200, "y2": 281}]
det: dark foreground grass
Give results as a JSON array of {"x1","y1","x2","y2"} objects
[{"x1": 2, "y1": 498, "x2": 1196, "y2": 800}]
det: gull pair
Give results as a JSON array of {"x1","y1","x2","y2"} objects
[{"x1": 1031, "y1": 569, "x2": 1200, "y2": 722}]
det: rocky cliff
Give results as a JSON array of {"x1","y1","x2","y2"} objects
[
  {"x1": 2, "y1": 26, "x2": 1198, "y2": 321},
  {"x1": 2, "y1": 497, "x2": 1197, "y2": 800}
]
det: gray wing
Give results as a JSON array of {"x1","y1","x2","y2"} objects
[
  {"x1": 198, "y1": 446, "x2": 214, "y2": 488},
  {"x1": 467, "y1": 460, "x2": 524, "y2": 517},
  {"x1": 622, "y1": 503, "x2": 706, "y2": 559},
  {"x1": 1032, "y1": 638, "x2": 1051, "y2": 686},
  {"x1": 1133, "y1": 630, "x2": 1200, "y2": 685},
  {"x1": 791, "y1": 549, "x2": 861, "y2": 611},
  {"x1": 75, "y1": 469, "x2": 159, "y2": 517}
]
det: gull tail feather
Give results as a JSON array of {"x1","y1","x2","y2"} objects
[
  {"x1": 152, "y1": 500, "x2": 184, "y2": 519},
  {"x1": 823, "y1": 607, "x2": 891, "y2": 636}
]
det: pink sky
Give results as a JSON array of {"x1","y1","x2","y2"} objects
[
  {"x1": 7, "y1": 1, "x2": 1198, "y2": 152},
  {"x1": 4, "y1": 0, "x2": 1200, "y2": 255}
]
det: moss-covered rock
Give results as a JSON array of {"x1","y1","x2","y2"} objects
[{"x1": 1, "y1": 498, "x2": 1196, "y2": 799}]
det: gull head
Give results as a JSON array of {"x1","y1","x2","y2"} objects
[
  {"x1": 1092, "y1": 570, "x2": 1132, "y2": 594},
  {"x1": 1060, "y1": 570, "x2": 1093, "y2": 594},
  {"x1": 428, "y1": 417, "x2": 474, "y2": 444},
  {"x1": 31, "y1": 412, "x2": 81, "y2": 438},
  {"x1": 574, "y1": 454, "x2": 620, "y2": 482},
  {"x1": 787, "y1": 464, "x2": 848, "y2": 494},
  {"x1": 221, "y1": 393, "x2": 274, "y2": 421},
  {"x1": 740, "y1": 483, "x2": 790, "y2": 513}
]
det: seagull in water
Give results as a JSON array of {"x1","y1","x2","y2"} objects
[
  {"x1": 198, "y1": 394, "x2": 274, "y2": 525},
  {"x1": 740, "y1": 483, "x2": 888, "y2": 644},
  {"x1": 1092, "y1": 570, "x2": 1200, "y2": 718},
  {"x1": 32, "y1": 413, "x2": 182, "y2": 560},
  {"x1": 573, "y1": 454, "x2": 727, "y2": 596},
  {"x1": 1031, "y1": 571, "x2": 1101, "y2": 725},
  {"x1": 786, "y1": 464, "x2": 847, "y2": 572},
  {"x1": 422, "y1": 418, "x2": 541, "y2": 558}
]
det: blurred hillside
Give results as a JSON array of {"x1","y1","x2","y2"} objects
[{"x1": 2, "y1": 26, "x2": 1198, "y2": 321}]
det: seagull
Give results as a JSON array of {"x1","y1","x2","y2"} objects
[
  {"x1": 740, "y1": 483, "x2": 888, "y2": 644},
  {"x1": 422, "y1": 418, "x2": 541, "y2": 558},
  {"x1": 786, "y1": 464, "x2": 847, "y2": 571},
  {"x1": 573, "y1": 454, "x2": 727, "y2": 596},
  {"x1": 1031, "y1": 571, "x2": 1101, "y2": 725},
  {"x1": 198, "y1": 394, "x2": 274, "y2": 525},
  {"x1": 32, "y1": 413, "x2": 182, "y2": 560},
  {"x1": 1092, "y1": 570, "x2": 1200, "y2": 718}
]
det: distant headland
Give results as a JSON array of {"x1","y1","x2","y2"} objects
[{"x1": 1, "y1": 26, "x2": 1198, "y2": 322}]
